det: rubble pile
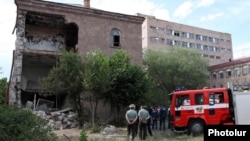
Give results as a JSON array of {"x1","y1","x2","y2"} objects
[{"x1": 33, "y1": 108, "x2": 78, "y2": 130}]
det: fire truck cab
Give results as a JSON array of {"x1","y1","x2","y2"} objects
[{"x1": 168, "y1": 87, "x2": 234, "y2": 135}]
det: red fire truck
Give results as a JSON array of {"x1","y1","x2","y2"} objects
[{"x1": 168, "y1": 87, "x2": 250, "y2": 136}]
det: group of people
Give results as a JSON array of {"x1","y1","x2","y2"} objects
[{"x1": 125, "y1": 104, "x2": 168, "y2": 140}]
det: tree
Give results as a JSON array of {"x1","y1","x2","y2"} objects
[
  {"x1": 144, "y1": 47, "x2": 209, "y2": 95},
  {"x1": 41, "y1": 50, "x2": 85, "y2": 127},
  {"x1": 0, "y1": 67, "x2": 7, "y2": 105},
  {"x1": 82, "y1": 49, "x2": 111, "y2": 127},
  {"x1": 0, "y1": 105, "x2": 57, "y2": 141},
  {"x1": 0, "y1": 77, "x2": 7, "y2": 105},
  {"x1": 107, "y1": 50, "x2": 151, "y2": 113}
]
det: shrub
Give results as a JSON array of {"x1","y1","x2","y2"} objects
[
  {"x1": 0, "y1": 77, "x2": 7, "y2": 105},
  {"x1": 91, "y1": 124, "x2": 101, "y2": 133},
  {"x1": 0, "y1": 105, "x2": 57, "y2": 141},
  {"x1": 79, "y1": 128, "x2": 88, "y2": 141}
]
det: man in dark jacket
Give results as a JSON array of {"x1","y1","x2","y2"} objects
[
  {"x1": 151, "y1": 106, "x2": 159, "y2": 130},
  {"x1": 159, "y1": 105, "x2": 167, "y2": 131}
]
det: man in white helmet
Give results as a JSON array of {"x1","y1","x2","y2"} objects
[{"x1": 125, "y1": 104, "x2": 138, "y2": 140}]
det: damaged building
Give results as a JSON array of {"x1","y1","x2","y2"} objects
[{"x1": 8, "y1": 0, "x2": 144, "y2": 114}]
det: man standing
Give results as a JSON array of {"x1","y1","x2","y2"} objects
[
  {"x1": 138, "y1": 105, "x2": 150, "y2": 140},
  {"x1": 125, "y1": 104, "x2": 138, "y2": 140},
  {"x1": 151, "y1": 106, "x2": 158, "y2": 130},
  {"x1": 146, "y1": 106, "x2": 153, "y2": 137},
  {"x1": 159, "y1": 105, "x2": 167, "y2": 131}
]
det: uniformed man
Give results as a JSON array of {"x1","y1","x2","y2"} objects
[
  {"x1": 125, "y1": 104, "x2": 138, "y2": 140},
  {"x1": 138, "y1": 105, "x2": 150, "y2": 140}
]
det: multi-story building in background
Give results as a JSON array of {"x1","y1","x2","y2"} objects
[
  {"x1": 208, "y1": 57, "x2": 250, "y2": 90},
  {"x1": 137, "y1": 13, "x2": 233, "y2": 66}
]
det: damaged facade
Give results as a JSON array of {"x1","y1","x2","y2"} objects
[{"x1": 8, "y1": 0, "x2": 144, "y2": 114}]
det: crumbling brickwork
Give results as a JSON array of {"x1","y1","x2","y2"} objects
[{"x1": 9, "y1": 0, "x2": 144, "y2": 109}]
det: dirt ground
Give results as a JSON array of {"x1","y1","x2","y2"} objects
[
  {"x1": 54, "y1": 128, "x2": 129, "y2": 141},
  {"x1": 54, "y1": 128, "x2": 204, "y2": 141},
  {"x1": 54, "y1": 128, "x2": 81, "y2": 141}
]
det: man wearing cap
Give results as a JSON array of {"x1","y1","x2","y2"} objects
[{"x1": 125, "y1": 104, "x2": 138, "y2": 140}]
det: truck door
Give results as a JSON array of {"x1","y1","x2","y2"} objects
[
  {"x1": 194, "y1": 93, "x2": 205, "y2": 114},
  {"x1": 207, "y1": 92, "x2": 226, "y2": 124},
  {"x1": 174, "y1": 94, "x2": 191, "y2": 126}
]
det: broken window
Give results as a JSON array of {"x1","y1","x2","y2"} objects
[
  {"x1": 242, "y1": 65, "x2": 249, "y2": 75},
  {"x1": 166, "y1": 29, "x2": 173, "y2": 35},
  {"x1": 203, "y1": 54, "x2": 208, "y2": 57},
  {"x1": 212, "y1": 73, "x2": 217, "y2": 80},
  {"x1": 209, "y1": 55, "x2": 214, "y2": 58},
  {"x1": 189, "y1": 43, "x2": 195, "y2": 48},
  {"x1": 189, "y1": 33, "x2": 195, "y2": 39},
  {"x1": 181, "y1": 32, "x2": 188, "y2": 38},
  {"x1": 234, "y1": 67, "x2": 240, "y2": 77},
  {"x1": 202, "y1": 36, "x2": 207, "y2": 41},
  {"x1": 182, "y1": 42, "x2": 188, "y2": 47},
  {"x1": 209, "y1": 37, "x2": 213, "y2": 42},
  {"x1": 65, "y1": 23, "x2": 78, "y2": 51},
  {"x1": 227, "y1": 69, "x2": 231, "y2": 78},
  {"x1": 174, "y1": 40, "x2": 181, "y2": 46},
  {"x1": 203, "y1": 45, "x2": 208, "y2": 51},
  {"x1": 166, "y1": 39, "x2": 173, "y2": 46},
  {"x1": 215, "y1": 47, "x2": 220, "y2": 52},
  {"x1": 209, "y1": 46, "x2": 214, "y2": 51},
  {"x1": 196, "y1": 35, "x2": 202, "y2": 40},
  {"x1": 219, "y1": 71, "x2": 224, "y2": 79},
  {"x1": 196, "y1": 44, "x2": 202, "y2": 50},
  {"x1": 174, "y1": 31, "x2": 180, "y2": 37},
  {"x1": 110, "y1": 28, "x2": 121, "y2": 48}
]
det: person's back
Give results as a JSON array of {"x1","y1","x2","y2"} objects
[
  {"x1": 160, "y1": 106, "x2": 167, "y2": 118},
  {"x1": 125, "y1": 104, "x2": 138, "y2": 140},
  {"x1": 151, "y1": 108, "x2": 158, "y2": 119},
  {"x1": 151, "y1": 107, "x2": 158, "y2": 130},
  {"x1": 138, "y1": 108, "x2": 149, "y2": 123},
  {"x1": 138, "y1": 106, "x2": 150, "y2": 140},
  {"x1": 126, "y1": 109, "x2": 137, "y2": 121}
]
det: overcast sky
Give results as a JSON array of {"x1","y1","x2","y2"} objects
[{"x1": 1, "y1": 0, "x2": 250, "y2": 79}]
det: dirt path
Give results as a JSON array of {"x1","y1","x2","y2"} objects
[
  {"x1": 54, "y1": 128, "x2": 203, "y2": 141},
  {"x1": 54, "y1": 128, "x2": 128, "y2": 141}
]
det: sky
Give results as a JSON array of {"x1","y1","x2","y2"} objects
[{"x1": 1, "y1": 0, "x2": 250, "y2": 79}]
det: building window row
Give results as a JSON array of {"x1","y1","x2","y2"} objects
[
  {"x1": 150, "y1": 36, "x2": 165, "y2": 43},
  {"x1": 203, "y1": 54, "x2": 220, "y2": 59},
  {"x1": 165, "y1": 39, "x2": 230, "y2": 53},
  {"x1": 165, "y1": 29, "x2": 230, "y2": 44},
  {"x1": 211, "y1": 65, "x2": 249, "y2": 80},
  {"x1": 150, "y1": 26, "x2": 165, "y2": 32}
]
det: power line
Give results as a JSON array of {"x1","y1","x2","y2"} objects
[{"x1": 0, "y1": 19, "x2": 14, "y2": 24}]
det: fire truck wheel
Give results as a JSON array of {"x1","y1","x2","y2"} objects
[{"x1": 188, "y1": 119, "x2": 204, "y2": 136}]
